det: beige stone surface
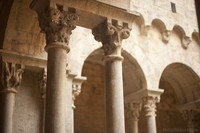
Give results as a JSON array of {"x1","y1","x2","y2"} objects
[
  {"x1": 13, "y1": 70, "x2": 43, "y2": 133},
  {"x1": 1, "y1": 0, "x2": 200, "y2": 132}
]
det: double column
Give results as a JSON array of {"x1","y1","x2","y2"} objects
[
  {"x1": 0, "y1": 62, "x2": 24, "y2": 133},
  {"x1": 35, "y1": 6, "x2": 79, "y2": 133},
  {"x1": 92, "y1": 20, "x2": 130, "y2": 133}
]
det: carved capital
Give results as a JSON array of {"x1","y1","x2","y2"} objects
[
  {"x1": 92, "y1": 20, "x2": 130, "y2": 55},
  {"x1": 0, "y1": 62, "x2": 24, "y2": 93},
  {"x1": 39, "y1": 69, "x2": 47, "y2": 99},
  {"x1": 72, "y1": 76, "x2": 87, "y2": 109},
  {"x1": 125, "y1": 102, "x2": 142, "y2": 121},
  {"x1": 38, "y1": 7, "x2": 79, "y2": 46},
  {"x1": 143, "y1": 96, "x2": 159, "y2": 117}
]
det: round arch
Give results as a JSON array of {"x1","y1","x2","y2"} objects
[
  {"x1": 74, "y1": 48, "x2": 147, "y2": 133},
  {"x1": 155, "y1": 63, "x2": 200, "y2": 133},
  {"x1": 159, "y1": 62, "x2": 200, "y2": 104}
]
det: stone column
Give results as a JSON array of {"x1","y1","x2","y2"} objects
[
  {"x1": 143, "y1": 96, "x2": 159, "y2": 133},
  {"x1": 39, "y1": 69, "x2": 47, "y2": 133},
  {"x1": 125, "y1": 102, "x2": 142, "y2": 133},
  {"x1": 36, "y1": 7, "x2": 79, "y2": 133},
  {"x1": 92, "y1": 20, "x2": 130, "y2": 133},
  {"x1": 0, "y1": 62, "x2": 24, "y2": 133}
]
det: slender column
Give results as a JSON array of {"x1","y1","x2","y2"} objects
[
  {"x1": 39, "y1": 69, "x2": 47, "y2": 133},
  {"x1": 125, "y1": 102, "x2": 142, "y2": 133},
  {"x1": 92, "y1": 20, "x2": 130, "y2": 133},
  {"x1": 143, "y1": 96, "x2": 159, "y2": 133},
  {"x1": 0, "y1": 62, "x2": 24, "y2": 133},
  {"x1": 36, "y1": 7, "x2": 79, "y2": 133}
]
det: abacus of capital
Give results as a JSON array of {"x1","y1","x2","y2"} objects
[
  {"x1": 0, "y1": 62, "x2": 24, "y2": 133},
  {"x1": 92, "y1": 19, "x2": 131, "y2": 133}
]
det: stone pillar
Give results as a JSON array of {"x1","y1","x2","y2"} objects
[
  {"x1": 72, "y1": 76, "x2": 86, "y2": 133},
  {"x1": 92, "y1": 19, "x2": 130, "y2": 133},
  {"x1": 0, "y1": 62, "x2": 24, "y2": 133},
  {"x1": 143, "y1": 96, "x2": 159, "y2": 133},
  {"x1": 39, "y1": 69, "x2": 47, "y2": 133},
  {"x1": 125, "y1": 102, "x2": 142, "y2": 133},
  {"x1": 36, "y1": 7, "x2": 79, "y2": 133}
]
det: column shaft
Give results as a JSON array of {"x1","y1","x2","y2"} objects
[
  {"x1": 0, "y1": 62, "x2": 23, "y2": 133},
  {"x1": 2, "y1": 92, "x2": 15, "y2": 133},
  {"x1": 129, "y1": 120, "x2": 138, "y2": 133},
  {"x1": 105, "y1": 58, "x2": 125, "y2": 133},
  {"x1": 45, "y1": 47, "x2": 67, "y2": 133},
  {"x1": 92, "y1": 20, "x2": 130, "y2": 133},
  {"x1": 146, "y1": 116, "x2": 157, "y2": 133}
]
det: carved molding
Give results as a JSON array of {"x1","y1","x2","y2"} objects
[
  {"x1": 72, "y1": 76, "x2": 87, "y2": 109},
  {"x1": 39, "y1": 69, "x2": 47, "y2": 99},
  {"x1": 143, "y1": 96, "x2": 159, "y2": 117},
  {"x1": 92, "y1": 20, "x2": 130, "y2": 55},
  {"x1": 162, "y1": 30, "x2": 171, "y2": 43},
  {"x1": 0, "y1": 62, "x2": 24, "y2": 93},
  {"x1": 125, "y1": 102, "x2": 142, "y2": 121},
  {"x1": 38, "y1": 7, "x2": 79, "y2": 45},
  {"x1": 181, "y1": 36, "x2": 192, "y2": 49}
]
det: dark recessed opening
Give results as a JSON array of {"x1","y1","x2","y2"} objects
[{"x1": 171, "y1": 2, "x2": 176, "y2": 13}]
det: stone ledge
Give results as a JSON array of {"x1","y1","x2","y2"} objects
[{"x1": 0, "y1": 49, "x2": 47, "y2": 69}]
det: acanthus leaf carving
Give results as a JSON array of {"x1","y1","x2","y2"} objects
[
  {"x1": 39, "y1": 7, "x2": 79, "y2": 45},
  {"x1": 0, "y1": 62, "x2": 24, "y2": 93},
  {"x1": 72, "y1": 83, "x2": 81, "y2": 109},
  {"x1": 39, "y1": 69, "x2": 47, "y2": 98},
  {"x1": 92, "y1": 20, "x2": 130, "y2": 55},
  {"x1": 72, "y1": 76, "x2": 86, "y2": 109},
  {"x1": 125, "y1": 102, "x2": 142, "y2": 121},
  {"x1": 143, "y1": 96, "x2": 159, "y2": 117}
]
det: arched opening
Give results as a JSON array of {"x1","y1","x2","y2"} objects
[
  {"x1": 157, "y1": 63, "x2": 200, "y2": 133},
  {"x1": 74, "y1": 48, "x2": 147, "y2": 133}
]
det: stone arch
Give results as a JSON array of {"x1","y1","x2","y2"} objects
[
  {"x1": 80, "y1": 48, "x2": 147, "y2": 94},
  {"x1": 2, "y1": 0, "x2": 46, "y2": 56},
  {"x1": 159, "y1": 62, "x2": 200, "y2": 104},
  {"x1": 74, "y1": 48, "x2": 147, "y2": 133},
  {"x1": 192, "y1": 31, "x2": 200, "y2": 45},
  {"x1": 0, "y1": 0, "x2": 14, "y2": 49},
  {"x1": 156, "y1": 63, "x2": 200, "y2": 132},
  {"x1": 151, "y1": 19, "x2": 167, "y2": 32}
]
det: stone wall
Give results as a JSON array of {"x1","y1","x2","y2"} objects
[
  {"x1": 74, "y1": 61, "x2": 105, "y2": 133},
  {"x1": 13, "y1": 70, "x2": 42, "y2": 133}
]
